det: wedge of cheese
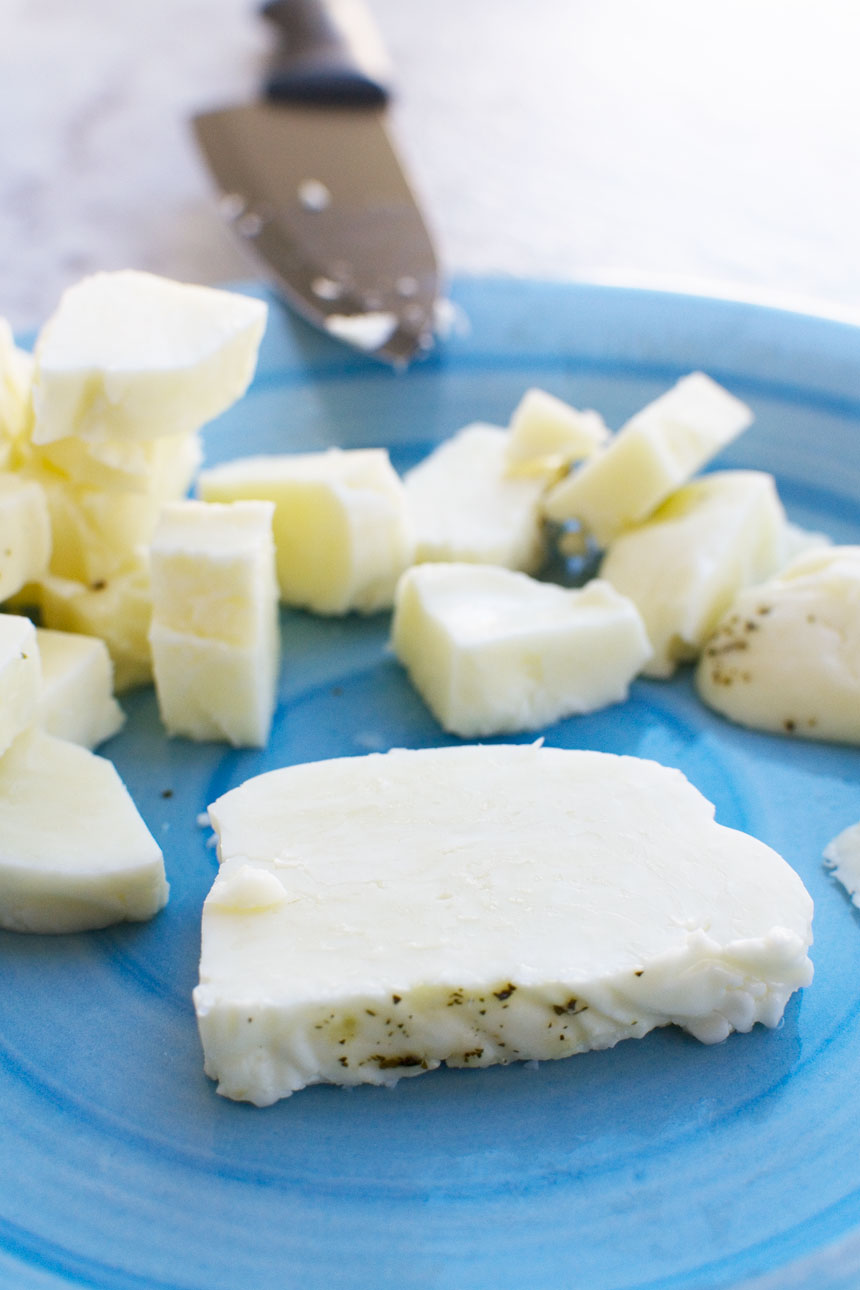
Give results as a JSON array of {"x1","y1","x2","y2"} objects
[
  {"x1": 36, "y1": 627, "x2": 125, "y2": 748},
  {"x1": 599, "y1": 471, "x2": 785, "y2": 677},
  {"x1": 696, "y1": 546, "x2": 860, "y2": 743},
  {"x1": 198, "y1": 448, "x2": 413, "y2": 615},
  {"x1": 31, "y1": 270, "x2": 266, "y2": 444},
  {"x1": 506, "y1": 388, "x2": 609, "y2": 475},
  {"x1": 0, "y1": 727, "x2": 167, "y2": 933},
  {"x1": 0, "y1": 614, "x2": 41, "y2": 756},
  {"x1": 543, "y1": 373, "x2": 753, "y2": 546},
  {"x1": 195, "y1": 743, "x2": 814, "y2": 1105},
  {"x1": 391, "y1": 563, "x2": 651, "y2": 736},
  {"x1": 148, "y1": 500, "x2": 280, "y2": 746},
  {"x1": 404, "y1": 424, "x2": 547, "y2": 572}
]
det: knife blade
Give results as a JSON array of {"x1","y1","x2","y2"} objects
[{"x1": 192, "y1": 0, "x2": 440, "y2": 367}]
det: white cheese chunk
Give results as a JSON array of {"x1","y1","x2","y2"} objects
[
  {"x1": 0, "y1": 614, "x2": 41, "y2": 756},
  {"x1": 404, "y1": 424, "x2": 547, "y2": 572},
  {"x1": 391, "y1": 563, "x2": 651, "y2": 736},
  {"x1": 543, "y1": 373, "x2": 753, "y2": 546},
  {"x1": 148, "y1": 500, "x2": 279, "y2": 746},
  {"x1": 0, "y1": 472, "x2": 51, "y2": 600},
  {"x1": 600, "y1": 471, "x2": 785, "y2": 677},
  {"x1": 31, "y1": 271, "x2": 266, "y2": 444},
  {"x1": 36, "y1": 627, "x2": 124, "y2": 748},
  {"x1": 198, "y1": 448, "x2": 412, "y2": 615},
  {"x1": 696, "y1": 546, "x2": 860, "y2": 743},
  {"x1": 35, "y1": 427, "x2": 202, "y2": 495},
  {"x1": 0, "y1": 727, "x2": 168, "y2": 933},
  {"x1": 824, "y1": 822, "x2": 860, "y2": 907},
  {"x1": 38, "y1": 553, "x2": 153, "y2": 693},
  {"x1": 506, "y1": 388, "x2": 609, "y2": 475},
  {"x1": 195, "y1": 743, "x2": 814, "y2": 1105}
]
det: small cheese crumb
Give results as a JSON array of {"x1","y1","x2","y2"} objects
[{"x1": 824, "y1": 822, "x2": 860, "y2": 906}]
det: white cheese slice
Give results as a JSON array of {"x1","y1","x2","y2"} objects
[
  {"x1": 0, "y1": 727, "x2": 168, "y2": 933},
  {"x1": 38, "y1": 553, "x2": 153, "y2": 693},
  {"x1": 695, "y1": 545, "x2": 860, "y2": 743},
  {"x1": 197, "y1": 448, "x2": 412, "y2": 615},
  {"x1": 148, "y1": 500, "x2": 279, "y2": 745},
  {"x1": 824, "y1": 822, "x2": 860, "y2": 906},
  {"x1": 0, "y1": 472, "x2": 51, "y2": 600},
  {"x1": 391, "y1": 563, "x2": 651, "y2": 736},
  {"x1": 506, "y1": 388, "x2": 609, "y2": 476},
  {"x1": 0, "y1": 614, "x2": 41, "y2": 756},
  {"x1": 195, "y1": 743, "x2": 814, "y2": 1105},
  {"x1": 36, "y1": 627, "x2": 125, "y2": 748},
  {"x1": 543, "y1": 373, "x2": 753, "y2": 546},
  {"x1": 31, "y1": 270, "x2": 266, "y2": 444},
  {"x1": 599, "y1": 471, "x2": 785, "y2": 678},
  {"x1": 404, "y1": 423, "x2": 547, "y2": 572}
]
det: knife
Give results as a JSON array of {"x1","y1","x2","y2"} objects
[{"x1": 192, "y1": 0, "x2": 441, "y2": 367}]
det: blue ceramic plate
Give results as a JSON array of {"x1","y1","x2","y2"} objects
[{"x1": 2, "y1": 279, "x2": 860, "y2": 1290}]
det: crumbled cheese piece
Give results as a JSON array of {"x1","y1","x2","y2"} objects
[
  {"x1": 543, "y1": 373, "x2": 753, "y2": 546},
  {"x1": 824, "y1": 822, "x2": 860, "y2": 906},
  {"x1": 506, "y1": 388, "x2": 609, "y2": 476},
  {"x1": 391, "y1": 563, "x2": 651, "y2": 736},
  {"x1": 31, "y1": 270, "x2": 266, "y2": 444},
  {"x1": 0, "y1": 472, "x2": 51, "y2": 600},
  {"x1": 195, "y1": 743, "x2": 813, "y2": 1105},
  {"x1": 198, "y1": 448, "x2": 412, "y2": 615},
  {"x1": 600, "y1": 471, "x2": 785, "y2": 677},
  {"x1": 148, "y1": 500, "x2": 279, "y2": 746},
  {"x1": 36, "y1": 627, "x2": 124, "y2": 748},
  {"x1": 0, "y1": 614, "x2": 41, "y2": 756},
  {"x1": 35, "y1": 427, "x2": 202, "y2": 495},
  {"x1": 0, "y1": 727, "x2": 168, "y2": 933},
  {"x1": 696, "y1": 546, "x2": 860, "y2": 743},
  {"x1": 0, "y1": 318, "x2": 34, "y2": 449},
  {"x1": 404, "y1": 424, "x2": 547, "y2": 572}
]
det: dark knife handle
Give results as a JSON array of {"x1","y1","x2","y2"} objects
[{"x1": 260, "y1": 0, "x2": 390, "y2": 106}]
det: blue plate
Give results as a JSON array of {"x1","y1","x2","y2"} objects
[{"x1": 2, "y1": 278, "x2": 860, "y2": 1290}]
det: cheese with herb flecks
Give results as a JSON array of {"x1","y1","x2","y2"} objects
[{"x1": 195, "y1": 743, "x2": 813, "y2": 1106}]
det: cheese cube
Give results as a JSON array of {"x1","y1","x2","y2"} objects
[
  {"x1": 404, "y1": 424, "x2": 547, "y2": 573},
  {"x1": 600, "y1": 471, "x2": 786, "y2": 677},
  {"x1": 198, "y1": 448, "x2": 412, "y2": 615},
  {"x1": 391, "y1": 563, "x2": 652, "y2": 736},
  {"x1": 0, "y1": 614, "x2": 41, "y2": 756},
  {"x1": 506, "y1": 388, "x2": 609, "y2": 475},
  {"x1": 543, "y1": 373, "x2": 753, "y2": 546},
  {"x1": 148, "y1": 500, "x2": 279, "y2": 745},
  {"x1": 195, "y1": 743, "x2": 813, "y2": 1104},
  {"x1": 31, "y1": 271, "x2": 266, "y2": 444},
  {"x1": 0, "y1": 473, "x2": 51, "y2": 600},
  {"x1": 0, "y1": 727, "x2": 167, "y2": 933},
  {"x1": 148, "y1": 624, "x2": 280, "y2": 747},
  {"x1": 36, "y1": 627, "x2": 124, "y2": 748},
  {"x1": 38, "y1": 555, "x2": 153, "y2": 692},
  {"x1": 695, "y1": 546, "x2": 860, "y2": 743}
]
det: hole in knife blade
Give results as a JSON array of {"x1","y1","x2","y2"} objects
[
  {"x1": 311, "y1": 277, "x2": 344, "y2": 301},
  {"x1": 297, "y1": 179, "x2": 332, "y2": 212},
  {"x1": 219, "y1": 192, "x2": 247, "y2": 220},
  {"x1": 396, "y1": 276, "x2": 419, "y2": 298}
]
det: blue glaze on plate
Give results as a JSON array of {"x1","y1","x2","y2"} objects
[{"x1": 1, "y1": 278, "x2": 859, "y2": 1290}]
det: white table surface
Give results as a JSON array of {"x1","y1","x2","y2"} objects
[{"x1": 3, "y1": 0, "x2": 860, "y2": 334}]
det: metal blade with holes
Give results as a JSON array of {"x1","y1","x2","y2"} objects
[{"x1": 193, "y1": 101, "x2": 439, "y2": 366}]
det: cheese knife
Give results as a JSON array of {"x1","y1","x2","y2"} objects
[{"x1": 192, "y1": 0, "x2": 440, "y2": 366}]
